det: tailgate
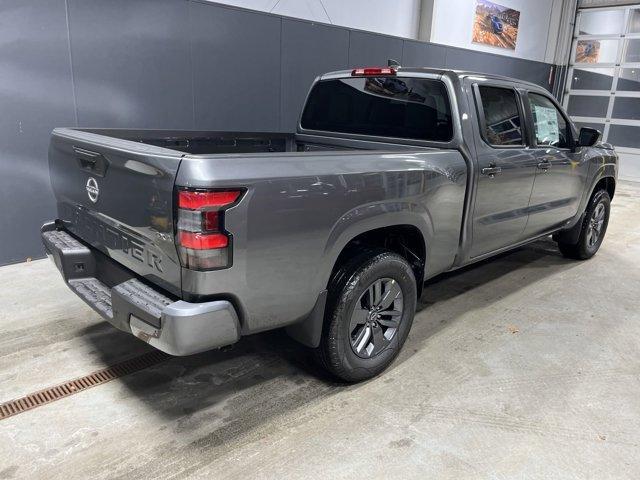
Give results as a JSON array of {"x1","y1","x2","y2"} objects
[{"x1": 48, "y1": 128, "x2": 183, "y2": 296}]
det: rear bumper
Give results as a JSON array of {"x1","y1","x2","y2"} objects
[{"x1": 41, "y1": 222, "x2": 240, "y2": 356}]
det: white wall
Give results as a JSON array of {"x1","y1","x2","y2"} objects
[
  {"x1": 208, "y1": 0, "x2": 422, "y2": 39},
  {"x1": 206, "y1": 0, "x2": 570, "y2": 64},
  {"x1": 429, "y1": 0, "x2": 564, "y2": 62}
]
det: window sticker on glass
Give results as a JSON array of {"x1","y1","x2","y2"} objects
[{"x1": 533, "y1": 105, "x2": 559, "y2": 145}]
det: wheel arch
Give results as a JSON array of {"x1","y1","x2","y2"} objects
[
  {"x1": 326, "y1": 224, "x2": 427, "y2": 297},
  {"x1": 555, "y1": 173, "x2": 615, "y2": 245},
  {"x1": 286, "y1": 215, "x2": 429, "y2": 349},
  {"x1": 592, "y1": 175, "x2": 615, "y2": 201}
]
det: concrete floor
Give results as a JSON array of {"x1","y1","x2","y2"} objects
[{"x1": 1, "y1": 182, "x2": 640, "y2": 480}]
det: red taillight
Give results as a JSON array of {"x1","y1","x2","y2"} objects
[
  {"x1": 351, "y1": 67, "x2": 396, "y2": 76},
  {"x1": 176, "y1": 188, "x2": 243, "y2": 270},
  {"x1": 178, "y1": 190, "x2": 241, "y2": 209},
  {"x1": 202, "y1": 210, "x2": 220, "y2": 231},
  {"x1": 178, "y1": 231, "x2": 229, "y2": 250}
]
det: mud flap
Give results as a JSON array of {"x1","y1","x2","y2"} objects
[
  {"x1": 554, "y1": 212, "x2": 585, "y2": 245},
  {"x1": 285, "y1": 290, "x2": 328, "y2": 348}
]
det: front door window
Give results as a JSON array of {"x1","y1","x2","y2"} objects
[{"x1": 528, "y1": 93, "x2": 570, "y2": 148}]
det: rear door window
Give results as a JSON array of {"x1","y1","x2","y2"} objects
[
  {"x1": 477, "y1": 86, "x2": 524, "y2": 146},
  {"x1": 301, "y1": 77, "x2": 453, "y2": 142}
]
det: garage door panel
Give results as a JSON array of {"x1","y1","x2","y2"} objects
[
  {"x1": 567, "y1": 95, "x2": 610, "y2": 117},
  {"x1": 608, "y1": 124, "x2": 640, "y2": 149},
  {"x1": 612, "y1": 97, "x2": 640, "y2": 121},
  {"x1": 570, "y1": 68, "x2": 614, "y2": 91}
]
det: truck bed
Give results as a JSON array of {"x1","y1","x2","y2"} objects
[
  {"x1": 75, "y1": 129, "x2": 297, "y2": 155},
  {"x1": 46, "y1": 127, "x2": 377, "y2": 297}
]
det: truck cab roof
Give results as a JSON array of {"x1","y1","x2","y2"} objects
[{"x1": 319, "y1": 67, "x2": 546, "y2": 93}]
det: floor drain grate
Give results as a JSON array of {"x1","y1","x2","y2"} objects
[{"x1": 0, "y1": 350, "x2": 169, "y2": 421}]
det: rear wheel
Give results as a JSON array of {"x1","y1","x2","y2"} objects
[
  {"x1": 316, "y1": 250, "x2": 416, "y2": 382},
  {"x1": 558, "y1": 189, "x2": 610, "y2": 260}
]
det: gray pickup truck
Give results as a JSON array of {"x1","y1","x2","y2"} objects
[{"x1": 42, "y1": 67, "x2": 617, "y2": 381}]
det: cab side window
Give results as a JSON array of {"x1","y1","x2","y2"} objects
[
  {"x1": 478, "y1": 86, "x2": 524, "y2": 146},
  {"x1": 527, "y1": 93, "x2": 570, "y2": 148}
]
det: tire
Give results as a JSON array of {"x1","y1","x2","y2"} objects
[
  {"x1": 316, "y1": 250, "x2": 417, "y2": 382},
  {"x1": 558, "y1": 189, "x2": 611, "y2": 260}
]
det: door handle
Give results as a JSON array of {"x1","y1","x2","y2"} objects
[
  {"x1": 481, "y1": 165, "x2": 502, "y2": 178},
  {"x1": 537, "y1": 159, "x2": 551, "y2": 171},
  {"x1": 74, "y1": 146, "x2": 109, "y2": 177}
]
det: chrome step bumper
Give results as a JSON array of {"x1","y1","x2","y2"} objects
[{"x1": 41, "y1": 222, "x2": 240, "y2": 356}]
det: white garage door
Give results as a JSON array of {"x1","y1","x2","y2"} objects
[{"x1": 564, "y1": 5, "x2": 640, "y2": 180}]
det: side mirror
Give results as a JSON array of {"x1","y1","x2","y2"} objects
[{"x1": 578, "y1": 127, "x2": 601, "y2": 147}]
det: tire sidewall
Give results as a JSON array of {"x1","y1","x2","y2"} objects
[
  {"x1": 330, "y1": 253, "x2": 416, "y2": 380},
  {"x1": 581, "y1": 190, "x2": 611, "y2": 257}
]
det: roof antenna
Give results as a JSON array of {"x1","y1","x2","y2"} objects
[{"x1": 388, "y1": 59, "x2": 401, "y2": 68}]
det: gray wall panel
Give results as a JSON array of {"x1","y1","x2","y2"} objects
[
  {"x1": 444, "y1": 47, "x2": 553, "y2": 90},
  {"x1": 68, "y1": 0, "x2": 193, "y2": 129},
  {"x1": 401, "y1": 40, "x2": 447, "y2": 69},
  {"x1": 0, "y1": 0, "x2": 558, "y2": 265},
  {"x1": 510, "y1": 58, "x2": 554, "y2": 90},
  {"x1": 281, "y1": 19, "x2": 349, "y2": 132},
  {"x1": 191, "y1": 2, "x2": 281, "y2": 131},
  {"x1": 445, "y1": 47, "x2": 501, "y2": 73},
  {"x1": 0, "y1": 0, "x2": 76, "y2": 265},
  {"x1": 348, "y1": 31, "x2": 404, "y2": 67}
]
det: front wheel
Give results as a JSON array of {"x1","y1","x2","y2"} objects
[
  {"x1": 558, "y1": 190, "x2": 611, "y2": 260},
  {"x1": 316, "y1": 250, "x2": 417, "y2": 382}
]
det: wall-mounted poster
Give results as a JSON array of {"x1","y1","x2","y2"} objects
[
  {"x1": 575, "y1": 40, "x2": 601, "y2": 63},
  {"x1": 472, "y1": 0, "x2": 520, "y2": 50}
]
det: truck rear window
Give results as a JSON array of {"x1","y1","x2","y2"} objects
[{"x1": 301, "y1": 76, "x2": 453, "y2": 142}]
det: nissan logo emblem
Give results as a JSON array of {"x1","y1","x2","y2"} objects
[{"x1": 86, "y1": 177, "x2": 99, "y2": 203}]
